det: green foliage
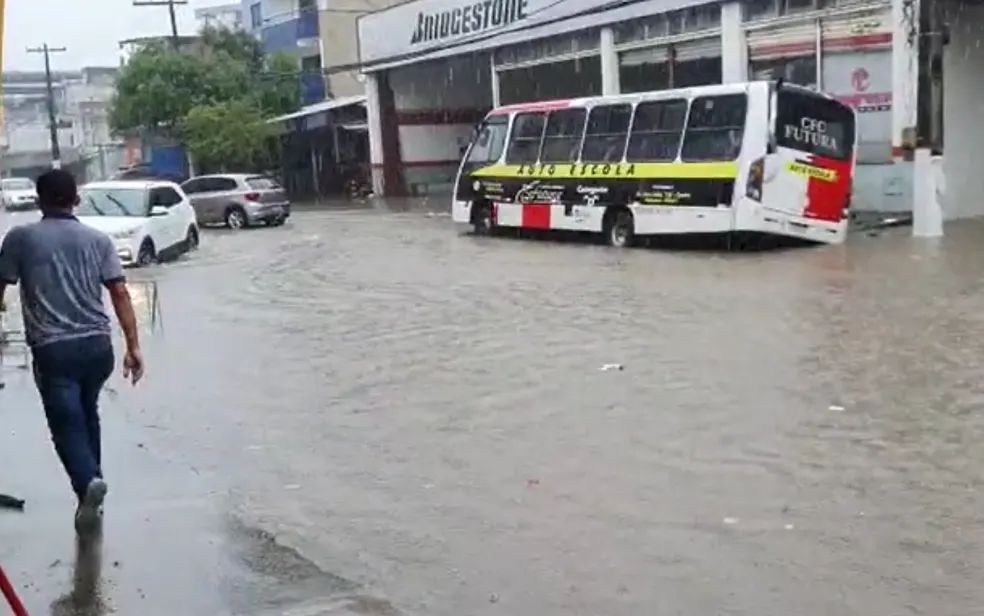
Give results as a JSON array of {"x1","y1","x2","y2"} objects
[
  {"x1": 252, "y1": 53, "x2": 303, "y2": 118},
  {"x1": 111, "y1": 26, "x2": 302, "y2": 141},
  {"x1": 183, "y1": 101, "x2": 275, "y2": 173}
]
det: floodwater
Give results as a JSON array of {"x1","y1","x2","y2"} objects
[{"x1": 2, "y1": 204, "x2": 984, "y2": 615}]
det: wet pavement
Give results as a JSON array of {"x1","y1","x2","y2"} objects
[{"x1": 2, "y1": 203, "x2": 984, "y2": 615}]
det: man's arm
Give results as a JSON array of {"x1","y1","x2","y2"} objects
[
  {"x1": 106, "y1": 280, "x2": 143, "y2": 385},
  {"x1": 98, "y1": 234, "x2": 143, "y2": 385},
  {"x1": 0, "y1": 228, "x2": 22, "y2": 312}
]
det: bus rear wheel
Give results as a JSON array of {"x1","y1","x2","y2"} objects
[{"x1": 606, "y1": 209, "x2": 634, "y2": 248}]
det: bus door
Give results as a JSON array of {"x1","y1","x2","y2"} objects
[{"x1": 761, "y1": 87, "x2": 856, "y2": 222}]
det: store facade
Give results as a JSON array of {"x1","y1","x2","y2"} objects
[{"x1": 356, "y1": 0, "x2": 981, "y2": 220}]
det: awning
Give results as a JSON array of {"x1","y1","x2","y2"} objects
[{"x1": 267, "y1": 95, "x2": 368, "y2": 125}]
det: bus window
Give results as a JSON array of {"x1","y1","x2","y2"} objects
[
  {"x1": 466, "y1": 116, "x2": 509, "y2": 164},
  {"x1": 681, "y1": 94, "x2": 747, "y2": 162},
  {"x1": 626, "y1": 99, "x2": 688, "y2": 162},
  {"x1": 506, "y1": 113, "x2": 546, "y2": 164},
  {"x1": 581, "y1": 104, "x2": 632, "y2": 163},
  {"x1": 540, "y1": 109, "x2": 587, "y2": 163},
  {"x1": 776, "y1": 89, "x2": 855, "y2": 160}
]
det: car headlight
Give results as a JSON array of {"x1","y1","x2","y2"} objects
[{"x1": 111, "y1": 228, "x2": 140, "y2": 240}]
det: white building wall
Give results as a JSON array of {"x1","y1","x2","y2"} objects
[
  {"x1": 721, "y1": 2, "x2": 747, "y2": 83},
  {"x1": 940, "y1": 1, "x2": 984, "y2": 219}
]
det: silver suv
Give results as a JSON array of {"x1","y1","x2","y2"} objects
[{"x1": 181, "y1": 174, "x2": 291, "y2": 229}]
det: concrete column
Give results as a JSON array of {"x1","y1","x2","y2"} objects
[
  {"x1": 912, "y1": 149, "x2": 943, "y2": 236},
  {"x1": 891, "y1": 0, "x2": 919, "y2": 157},
  {"x1": 720, "y1": 2, "x2": 747, "y2": 84},
  {"x1": 490, "y1": 55, "x2": 501, "y2": 108},
  {"x1": 365, "y1": 71, "x2": 386, "y2": 196},
  {"x1": 600, "y1": 27, "x2": 620, "y2": 96}
]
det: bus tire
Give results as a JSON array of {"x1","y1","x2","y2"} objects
[
  {"x1": 605, "y1": 208, "x2": 634, "y2": 248},
  {"x1": 472, "y1": 202, "x2": 494, "y2": 235}
]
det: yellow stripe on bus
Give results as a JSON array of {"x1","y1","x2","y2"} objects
[
  {"x1": 786, "y1": 161, "x2": 837, "y2": 182},
  {"x1": 472, "y1": 161, "x2": 739, "y2": 180}
]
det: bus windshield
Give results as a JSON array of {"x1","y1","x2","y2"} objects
[
  {"x1": 466, "y1": 116, "x2": 508, "y2": 165},
  {"x1": 776, "y1": 89, "x2": 855, "y2": 160}
]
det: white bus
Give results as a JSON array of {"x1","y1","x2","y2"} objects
[{"x1": 452, "y1": 81, "x2": 856, "y2": 247}]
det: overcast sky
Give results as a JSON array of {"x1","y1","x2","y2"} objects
[{"x1": 3, "y1": 0, "x2": 217, "y2": 71}]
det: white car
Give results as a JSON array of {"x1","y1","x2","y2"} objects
[
  {"x1": 77, "y1": 180, "x2": 200, "y2": 267},
  {"x1": 1, "y1": 178, "x2": 39, "y2": 211}
]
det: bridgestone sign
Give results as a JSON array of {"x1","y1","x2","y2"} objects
[
  {"x1": 411, "y1": 0, "x2": 530, "y2": 44},
  {"x1": 358, "y1": 0, "x2": 702, "y2": 67}
]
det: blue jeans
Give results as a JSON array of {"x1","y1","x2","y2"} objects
[{"x1": 32, "y1": 335, "x2": 114, "y2": 501}]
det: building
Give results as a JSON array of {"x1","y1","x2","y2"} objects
[
  {"x1": 316, "y1": 0, "x2": 406, "y2": 98},
  {"x1": 241, "y1": 0, "x2": 326, "y2": 104},
  {"x1": 1, "y1": 67, "x2": 123, "y2": 180},
  {"x1": 353, "y1": 0, "x2": 982, "y2": 222},
  {"x1": 196, "y1": 2, "x2": 245, "y2": 30}
]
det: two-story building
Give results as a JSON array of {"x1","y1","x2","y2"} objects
[
  {"x1": 353, "y1": 0, "x2": 984, "y2": 223},
  {"x1": 241, "y1": 0, "x2": 327, "y2": 104}
]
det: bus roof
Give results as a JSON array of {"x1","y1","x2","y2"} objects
[{"x1": 487, "y1": 80, "x2": 841, "y2": 117}]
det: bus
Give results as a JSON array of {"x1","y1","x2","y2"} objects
[{"x1": 452, "y1": 81, "x2": 856, "y2": 247}]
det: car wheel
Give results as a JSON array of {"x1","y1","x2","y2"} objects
[
  {"x1": 186, "y1": 226, "x2": 200, "y2": 251},
  {"x1": 606, "y1": 209, "x2": 634, "y2": 248},
  {"x1": 137, "y1": 240, "x2": 156, "y2": 267},
  {"x1": 270, "y1": 216, "x2": 286, "y2": 227},
  {"x1": 225, "y1": 207, "x2": 248, "y2": 230}
]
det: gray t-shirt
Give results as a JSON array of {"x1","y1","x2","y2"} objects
[{"x1": 0, "y1": 214, "x2": 124, "y2": 348}]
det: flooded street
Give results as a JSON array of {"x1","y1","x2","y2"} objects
[{"x1": 3, "y1": 205, "x2": 984, "y2": 615}]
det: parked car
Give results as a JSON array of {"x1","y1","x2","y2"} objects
[
  {"x1": 1, "y1": 178, "x2": 38, "y2": 211},
  {"x1": 112, "y1": 164, "x2": 186, "y2": 184},
  {"x1": 77, "y1": 180, "x2": 200, "y2": 267},
  {"x1": 181, "y1": 174, "x2": 291, "y2": 230}
]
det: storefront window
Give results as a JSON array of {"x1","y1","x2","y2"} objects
[
  {"x1": 498, "y1": 56, "x2": 602, "y2": 105},
  {"x1": 621, "y1": 54, "x2": 722, "y2": 93},
  {"x1": 750, "y1": 56, "x2": 817, "y2": 88}
]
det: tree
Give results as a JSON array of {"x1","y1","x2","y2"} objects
[
  {"x1": 253, "y1": 53, "x2": 303, "y2": 118},
  {"x1": 111, "y1": 27, "x2": 301, "y2": 137},
  {"x1": 182, "y1": 101, "x2": 275, "y2": 173}
]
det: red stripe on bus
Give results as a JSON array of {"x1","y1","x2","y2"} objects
[
  {"x1": 804, "y1": 156, "x2": 853, "y2": 222},
  {"x1": 522, "y1": 204, "x2": 552, "y2": 229}
]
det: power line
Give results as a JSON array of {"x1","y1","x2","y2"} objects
[
  {"x1": 133, "y1": 0, "x2": 189, "y2": 50},
  {"x1": 26, "y1": 44, "x2": 67, "y2": 169}
]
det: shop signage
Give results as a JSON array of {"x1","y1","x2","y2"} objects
[
  {"x1": 411, "y1": 0, "x2": 530, "y2": 45},
  {"x1": 359, "y1": 0, "x2": 661, "y2": 66}
]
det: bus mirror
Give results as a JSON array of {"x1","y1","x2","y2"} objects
[{"x1": 767, "y1": 134, "x2": 777, "y2": 155}]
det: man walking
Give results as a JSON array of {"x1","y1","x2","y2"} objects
[{"x1": 0, "y1": 169, "x2": 143, "y2": 533}]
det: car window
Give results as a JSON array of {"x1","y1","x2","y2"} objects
[
  {"x1": 505, "y1": 113, "x2": 546, "y2": 164},
  {"x1": 627, "y1": 99, "x2": 688, "y2": 162},
  {"x1": 246, "y1": 177, "x2": 281, "y2": 190},
  {"x1": 540, "y1": 109, "x2": 586, "y2": 163},
  {"x1": 2, "y1": 179, "x2": 34, "y2": 191},
  {"x1": 681, "y1": 94, "x2": 747, "y2": 162},
  {"x1": 182, "y1": 179, "x2": 204, "y2": 194},
  {"x1": 214, "y1": 178, "x2": 239, "y2": 192},
  {"x1": 78, "y1": 188, "x2": 148, "y2": 217},
  {"x1": 581, "y1": 104, "x2": 632, "y2": 163},
  {"x1": 151, "y1": 187, "x2": 183, "y2": 207}
]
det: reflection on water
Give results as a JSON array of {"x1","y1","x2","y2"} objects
[
  {"x1": 50, "y1": 535, "x2": 107, "y2": 616},
  {"x1": 127, "y1": 281, "x2": 163, "y2": 333}
]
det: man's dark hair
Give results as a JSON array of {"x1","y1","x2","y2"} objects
[{"x1": 36, "y1": 169, "x2": 78, "y2": 211}]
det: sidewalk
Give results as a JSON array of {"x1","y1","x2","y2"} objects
[{"x1": 0, "y1": 367, "x2": 382, "y2": 615}]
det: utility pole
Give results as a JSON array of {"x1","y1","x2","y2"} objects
[
  {"x1": 26, "y1": 43, "x2": 67, "y2": 170},
  {"x1": 133, "y1": 0, "x2": 189, "y2": 50}
]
